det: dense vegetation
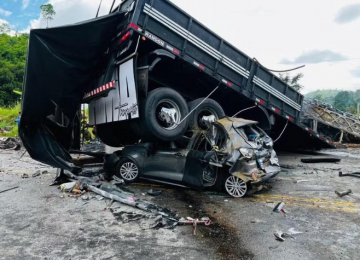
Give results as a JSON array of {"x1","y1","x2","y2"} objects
[
  {"x1": 0, "y1": 33, "x2": 28, "y2": 107},
  {"x1": 306, "y1": 89, "x2": 360, "y2": 115},
  {"x1": 0, "y1": 103, "x2": 20, "y2": 136}
]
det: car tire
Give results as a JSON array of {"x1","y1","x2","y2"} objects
[
  {"x1": 133, "y1": 88, "x2": 189, "y2": 141},
  {"x1": 115, "y1": 158, "x2": 140, "y2": 183},
  {"x1": 187, "y1": 98, "x2": 225, "y2": 130},
  {"x1": 224, "y1": 175, "x2": 248, "y2": 198}
]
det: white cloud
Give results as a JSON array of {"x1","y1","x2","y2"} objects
[
  {"x1": 22, "y1": 0, "x2": 30, "y2": 10},
  {"x1": 0, "y1": 8, "x2": 12, "y2": 17},
  {"x1": 29, "y1": 0, "x2": 114, "y2": 29},
  {"x1": 334, "y1": 4, "x2": 360, "y2": 24},
  {"x1": 25, "y1": 0, "x2": 360, "y2": 94}
]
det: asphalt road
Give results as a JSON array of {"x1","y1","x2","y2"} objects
[{"x1": 1, "y1": 148, "x2": 360, "y2": 260}]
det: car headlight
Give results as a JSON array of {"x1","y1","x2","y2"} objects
[{"x1": 239, "y1": 148, "x2": 254, "y2": 159}]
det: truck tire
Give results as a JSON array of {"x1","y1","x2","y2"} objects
[
  {"x1": 187, "y1": 98, "x2": 225, "y2": 130},
  {"x1": 133, "y1": 88, "x2": 189, "y2": 141}
]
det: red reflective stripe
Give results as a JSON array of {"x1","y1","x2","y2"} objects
[
  {"x1": 272, "y1": 107, "x2": 279, "y2": 113},
  {"x1": 173, "y1": 49, "x2": 180, "y2": 55},
  {"x1": 121, "y1": 31, "x2": 131, "y2": 42},
  {"x1": 227, "y1": 81, "x2": 232, "y2": 87},
  {"x1": 128, "y1": 23, "x2": 139, "y2": 30},
  {"x1": 259, "y1": 100, "x2": 264, "y2": 105},
  {"x1": 199, "y1": 65, "x2": 205, "y2": 70}
]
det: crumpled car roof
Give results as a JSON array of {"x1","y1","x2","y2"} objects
[{"x1": 215, "y1": 117, "x2": 258, "y2": 133}]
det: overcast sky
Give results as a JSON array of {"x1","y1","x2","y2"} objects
[{"x1": 1, "y1": 0, "x2": 360, "y2": 94}]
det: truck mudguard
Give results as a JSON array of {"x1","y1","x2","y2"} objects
[{"x1": 89, "y1": 58, "x2": 139, "y2": 125}]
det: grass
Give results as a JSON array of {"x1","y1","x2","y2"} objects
[{"x1": 0, "y1": 103, "x2": 20, "y2": 137}]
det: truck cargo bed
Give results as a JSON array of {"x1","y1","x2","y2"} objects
[{"x1": 115, "y1": 0, "x2": 334, "y2": 149}]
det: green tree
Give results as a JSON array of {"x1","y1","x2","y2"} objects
[
  {"x1": 333, "y1": 91, "x2": 356, "y2": 112},
  {"x1": 279, "y1": 73, "x2": 304, "y2": 92},
  {"x1": 0, "y1": 33, "x2": 29, "y2": 107},
  {"x1": 40, "y1": 4, "x2": 56, "y2": 28},
  {"x1": 0, "y1": 22, "x2": 11, "y2": 34},
  {"x1": 314, "y1": 94, "x2": 323, "y2": 101}
]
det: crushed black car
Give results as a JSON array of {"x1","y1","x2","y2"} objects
[{"x1": 114, "y1": 117, "x2": 280, "y2": 197}]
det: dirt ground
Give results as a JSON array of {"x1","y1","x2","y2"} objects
[{"x1": 1, "y1": 147, "x2": 360, "y2": 260}]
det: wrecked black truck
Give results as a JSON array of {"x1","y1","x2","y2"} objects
[{"x1": 20, "y1": 0, "x2": 330, "y2": 196}]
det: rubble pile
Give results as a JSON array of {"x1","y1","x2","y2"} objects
[
  {"x1": 56, "y1": 169, "x2": 211, "y2": 232},
  {"x1": 0, "y1": 137, "x2": 21, "y2": 150}
]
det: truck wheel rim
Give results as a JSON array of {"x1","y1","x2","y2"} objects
[
  {"x1": 198, "y1": 108, "x2": 217, "y2": 129},
  {"x1": 156, "y1": 99, "x2": 181, "y2": 130},
  {"x1": 120, "y1": 162, "x2": 138, "y2": 180},
  {"x1": 225, "y1": 176, "x2": 247, "y2": 197}
]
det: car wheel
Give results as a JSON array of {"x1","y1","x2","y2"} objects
[
  {"x1": 116, "y1": 158, "x2": 139, "y2": 183},
  {"x1": 187, "y1": 98, "x2": 225, "y2": 130},
  {"x1": 133, "y1": 88, "x2": 189, "y2": 141},
  {"x1": 224, "y1": 175, "x2": 248, "y2": 198}
]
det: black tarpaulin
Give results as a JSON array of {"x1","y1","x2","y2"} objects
[{"x1": 20, "y1": 12, "x2": 126, "y2": 171}]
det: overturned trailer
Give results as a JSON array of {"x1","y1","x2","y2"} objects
[{"x1": 20, "y1": 0, "x2": 333, "y2": 173}]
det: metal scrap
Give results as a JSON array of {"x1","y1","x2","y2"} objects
[
  {"x1": 0, "y1": 137, "x2": 21, "y2": 150},
  {"x1": 0, "y1": 186, "x2": 19, "y2": 194},
  {"x1": 301, "y1": 157, "x2": 341, "y2": 163},
  {"x1": 339, "y1": 171, "x2": 360, "y2": 179},
  {"x1": 335, "y1": 189, "x2": 352, "y2": 197}
]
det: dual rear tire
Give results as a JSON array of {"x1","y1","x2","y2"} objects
[{"x1": 97, "y1": 87, "x2": 225, "y2": 144}]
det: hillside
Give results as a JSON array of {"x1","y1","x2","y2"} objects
[{"x1": 305, "y1": 89, "x2": 341, "y2": 104}]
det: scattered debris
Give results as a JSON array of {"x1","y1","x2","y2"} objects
[
  {"x1": 110, "y1": 175, "x2": 125, "y2": 185},
  {"x1": 178, "y1": 217, "x2": 212, "y2": 235},
  {"x1": 335, "y1": 189, "x2": 352, "y2": 198},
  {"x1": 274, "y1": 231, "x2": 286, "y2": 242},
  {"x1": 60, "y1": 182, "x2": 77, "y2": 192},
  {"x1": 274, "y1": 228, "x2": 302, "y2": 242},
  {"x1": 0, "y1": 137, "x2": 21, "y2": 150},
  {"x1": 294, "y1": 180, "x2": 309, "y2": 184},
  {"x1": 21, "y1": 173, "x2": 29, "y2": 179},
  {"x1": 280, "y1": 164, "x2": 297, "y2": 169},
  {"x1": 339, "y1": 171, "x2": 360, "y2": 179},
  {"x1": 273, "y1": 202, "x2": 285, "y2": 213},
  {"x1": 95, "y1": 195, "x2": 104, "y2": 201},
  {"x1": 0, "y1": 186, "x2": 19, "y2": 194},
  {"x1": 81, "y1": 194, "x2": 89, "y2": 200},
  {"x1": 32, "y1": 170, "x2": 41, "y2": 177},
  {"x1": 87, "y1": 185, "x2": 176, "y2": 219},
  {"x1": 147, "y1": 189, "x2": 162, "y2": 196},
  {"x1": 301, "y1": 157, "x2": 341, "y2": 163}
]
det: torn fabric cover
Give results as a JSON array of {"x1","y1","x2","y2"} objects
[{"x1": 20, "y1": 12, "x2": 126, "y2": 171}]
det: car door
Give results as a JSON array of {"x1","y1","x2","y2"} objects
[{"x1": 142, "y1": 148, "x2": 187, "y2": 184}]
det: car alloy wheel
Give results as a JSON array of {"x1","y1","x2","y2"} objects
[
  {"x1": 225, "y1": 176, "x2": 247, "y2": 198},
  {"x1": 119, "y1": 162, "x2": 139, "y2": 181}
]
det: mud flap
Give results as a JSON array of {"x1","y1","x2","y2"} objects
[{"x1": 89, "y1": 58, "x2": 139, "y2": 125}]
